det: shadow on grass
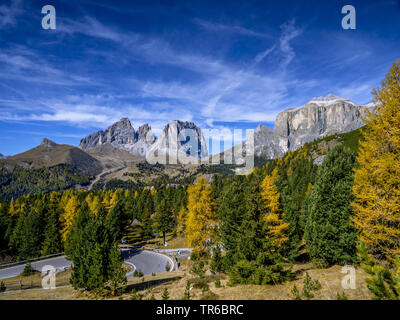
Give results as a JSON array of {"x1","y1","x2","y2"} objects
[{"x1": 125, "y1": 276, "x2": 182, "y2": 292}]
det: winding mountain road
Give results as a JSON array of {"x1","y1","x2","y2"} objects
[{"x1": 0, "y1": 249, "x2": 174, "y2": 280}]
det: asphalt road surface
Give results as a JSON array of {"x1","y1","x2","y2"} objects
[
  {"x1": 122, "y1": 249, "x2": 174, "y2": 276},
  {"x1": 0, "y1": 256, "x2": 71, "y2": 280},
  {"x1": 0, "y1": 249, "x2": 174, "y2": 280}
]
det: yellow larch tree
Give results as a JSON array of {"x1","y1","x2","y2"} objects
[
  {"x1": 86, "y1": 194, "x2": 102, "y2": 216},
  {"x1": 260, "y1": 174, "x2": 289, "y2": 248},
  {"x1": 102, "y1": 191, "x2": 112, "y2": 211},
  {"x1": 8, "y1": 199, "x2": 16, "y2": 217},
  {"x1": 103, "y1": 189, "x2": 120, "y2": 213},
  {"x1": 185, "y1": 175, "x2": 216, "y2": 254},
  {"x1": 60, "y1": 195, "x2": 80, "y2": 244},
  {"x1": 352, "y1": 61, "x2": 400, "y2": 265}
]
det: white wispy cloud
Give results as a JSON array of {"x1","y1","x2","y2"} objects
[
  {"x1": 192, "y1": 18, "x2": 272, "y2": 39},
  {"x1": 57, "y1": 16, "x2": 127, "y2": 42},
  {"x1": 0, "y1": 16, "x2": 308, "y2": 131},
  {"x1": 135, "y1": 20, "x2": 304, "y2": 125},
  {"x1": 0, "y1": 46, "x2": 100, "y2": 86},
  {"x1": 4, "y1": 15, "x2": 365, "y2": 133},
  {"x1": 279, "y1": 19, "x2": 303, "y2": 70},
  {"x1": 254, "y1": 45, "x2": 276, "y2": 64},
  {"x1": 0, "y1": 0, "x2": 24, "y2": 29}
]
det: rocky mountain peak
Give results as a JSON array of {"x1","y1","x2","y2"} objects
[
  {"x1": 308, "y1": 94, "x2": 356, "y2": 106},
  {"x1": 136, "y1": 124, "x2": 155, "y2": 143},
  {"x1": 147, "y1": 120, "x2": 208, "y2": 161},
  {"x1": 118, "y1": 117, "x2": 131, "y2": 125},
  {"x1": 79, "y1": 118, "x2": 156, "y2": 157},
  {"x1": 162, "y1": 120, "x2": 199, "y2": 134},
  {"x1": 256, "y1": 124, "x2": 272, "y2": 134},
  {"x1": 40, "y1": 138, "x2": 57, "y2": 148},
  {"x1": 105, "y1": 118, "x2": 136, "y2": 145}
]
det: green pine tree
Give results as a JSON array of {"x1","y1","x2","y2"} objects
[
  {"x1": 65, "y1": 201, "x2": 91, "y2": 259},
  {"x1": 70, "y1": 216, "x2": 111, "y2": 291},
  {"x1": 274, "y1": 157, "x2": 317, "y2": 260},
  {"x1": 162, "y1": 288, "x2": 169, "y2": 300},
  {"x1": 153, "y1": 199, "x2": 174, "y2": 246},
  {"x1": 0, "y1": 201, "x2": 10, "y2": 252},
  {"x1": 210, "y1": 245, "x2": 223, "y2": 274},
  {"x1": 41, "y1": 210, "x2": 62, "y2": 256},
  {"x1": 141, "y1": 206, "x2": 153, "y2": 241},
  {"x1": 106, "y1": 200, "x2": 127, "y2": 243},
  {"x1": 216, "y1": 176, "x2": 246, "y2": 269},
  {"x1": 358, "y1": 242, "x2": 400, "y2": 300},
  {"x1": 304, "y1": 144, "x2": 358, "y2": 266},
  {"x1": 107, "y1": 243, "x2": 127, "y2": 295}
]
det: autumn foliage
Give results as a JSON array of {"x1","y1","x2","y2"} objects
[
  {"x1": 185, "y1": 175, "x2": 216, "y2": 255},
  {"x1": 352, "y1": 61, "x2": 400, "y2": 265},
  {"x1": 260, "y1": 174, "x2": 289, "y2": 248}
]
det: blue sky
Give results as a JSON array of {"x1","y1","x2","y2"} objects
[{"x1": 0, "y1": 0, "x2": 399, "y2": 155}]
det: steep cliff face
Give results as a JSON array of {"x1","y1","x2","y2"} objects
[
  {"x1": 79, "y1": 118, "x2": 156, "y2": 157},
  {"x1": 127, "y1": 124, "x2": 157, "y2": 157},
  {"x1": 146, "y1": 120, "x2": 208, "y2": 163},
  {"x1": 249, "y1": 94, "x2": 374, "y2": 158},
  {"x1": 252, "y1": 124, "x2": 288, "y2": 159}
]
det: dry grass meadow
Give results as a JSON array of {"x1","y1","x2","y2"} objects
[{"x1": 0, "y1": 259, "x2": 373, "y2": 300}]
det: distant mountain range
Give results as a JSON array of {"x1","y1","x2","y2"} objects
[
  {"x1": 77, "y1": 94, "x2": 374, "y2": 163},
  {"x1": 78, "y1": 118, "x2": 208, "y2": 160},
  {"x1": 0, "y1": 94, "x2": 374, "y2": 198}
]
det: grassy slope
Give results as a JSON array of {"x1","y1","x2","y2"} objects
[
  {"x1": 0, "y1": 141, "x2": 103, "y2": 200},
  {"x1": 0, "y1": 261, "x2": 372, "y2": 300}
]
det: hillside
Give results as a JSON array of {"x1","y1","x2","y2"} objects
[
  {"x1": 6, "y1": 138, "x2": 101, "y2": 174},
  {"x1": 0, "y1": 139, "x2": 102, "y2": 200},
  {"x1": 285, "y1": 126, "x2": 363, "y2": 164}
]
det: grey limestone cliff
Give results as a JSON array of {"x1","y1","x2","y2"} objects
[{"x1": 248, "y1": 94, "x2": 374, "y2": 159}]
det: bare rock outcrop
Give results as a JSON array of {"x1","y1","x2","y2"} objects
[
  {"x1": 79, "y1": 118, "x2": 156, "y2": 157},
  {"x1": 248, "y1": 94, "x2": 374, "y2": 159}
]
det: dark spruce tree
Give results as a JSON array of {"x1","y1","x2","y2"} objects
[
  {"x1": 70, "y1": 216, "x2": 110, "y2": 291},
  {"x1": 153, "y1": 198, "x2": 174, "y2": 246},
  {"x1": 235, "y1": 175, "x2": 265, "y2": 263},
  {"x1": 216, "y1": 175, "x2": 247, "y2": 269},
  {"x1": 228, "y1": 173, "x2": 291, "y2": 285},
  {"x1": 304, "y1": 144, "x2": 358, "y2": 266},
  {"x1": 10, "y1": 204, "x2": 45, "y2": 260},
  {"x1": 274, "y1": 157, "x2": 317, "y2": 260},
  {"x1": 41, "y1": 210, "x2": 62, "y2": 256},
  {"x1": 141, "y1": 196, "x2": 154, "y2": 241},
  {"x1": 0, "y1": 201, "x2": 10, "y2": 252},
  {"x1": 107, "y1": 242, "x2": 127, "y2": 295},
  {"x1": 106, "y1": 200, "x2": 128, "y2": 243},
  {"x1": 65, "y1": 201, "x2": 91, "y2": 259},
  {"x1": 70, "y1": 215, "x2": 126, "y2": 293}
]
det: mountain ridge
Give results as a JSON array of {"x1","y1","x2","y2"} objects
[
  {"x1": 5, "y1": 138, "x2": 102, "y2": 175},
  {"x1": 246, "y1": 94, "x2": 374, "y2": 159},
  {"x1": 78, "y1": 118, "x2": 156, "y2": 157}
]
